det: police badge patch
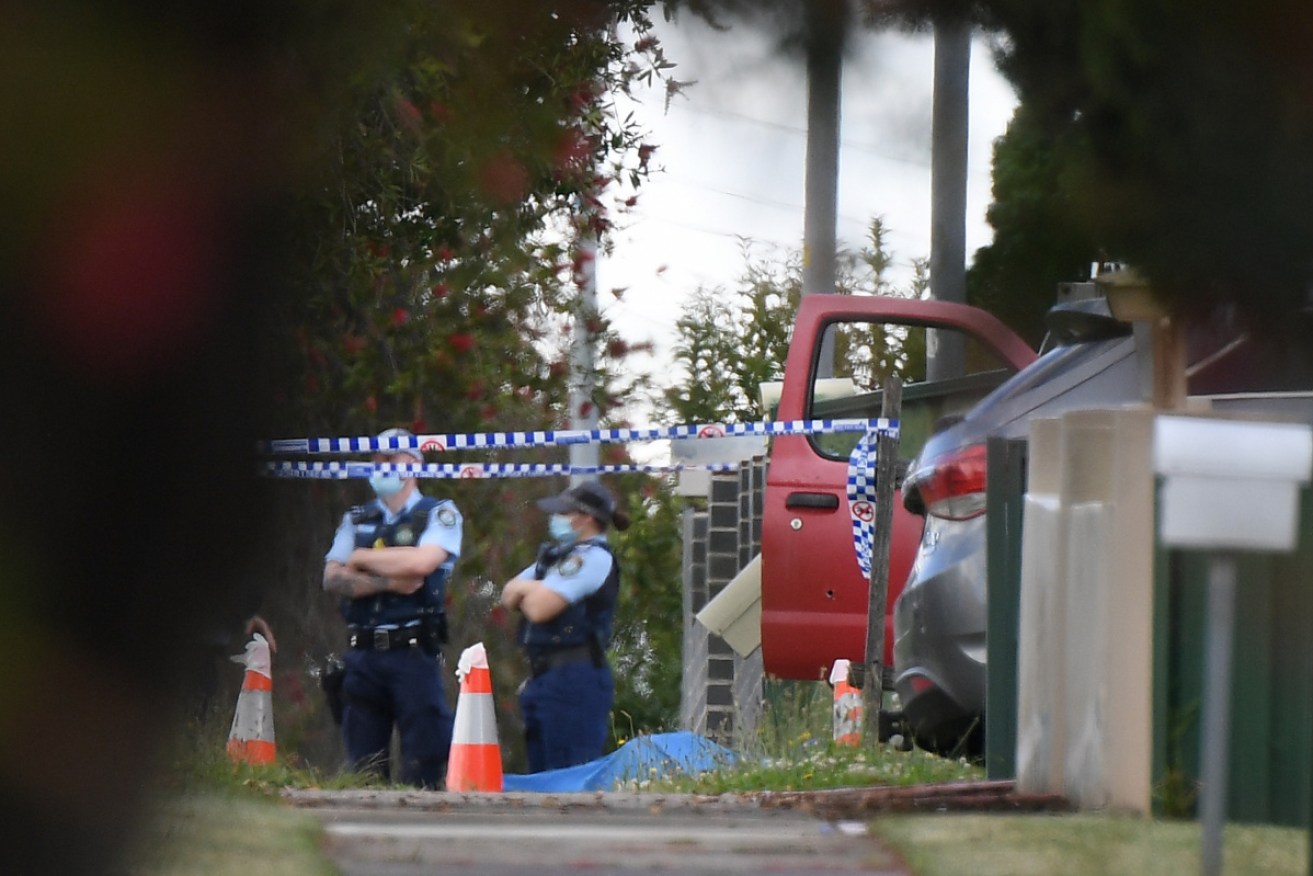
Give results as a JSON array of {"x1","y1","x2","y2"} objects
[
  {"x1": 557, "y1": 554, "x2": 584, "y2": 577},
  {"x1": 394, "y1": 525, "x2": 416, "y2": 546},
  {"x1": 436, "y1": 507, "x2": 457, "y2": 528}
]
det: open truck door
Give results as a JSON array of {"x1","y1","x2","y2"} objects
[{"x1": 761, "y1": 294, "x2": 1036, "y2": 682}]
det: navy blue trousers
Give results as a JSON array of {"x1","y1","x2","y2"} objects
[
  {"x1": 520, "y1": 660, "x2": 613, "y2": 773},
  {"x1": 341, "y1": 647, "x2": 453, "y2": 788}
]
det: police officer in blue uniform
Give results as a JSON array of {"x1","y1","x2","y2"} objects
[
  {"x1": 322, "y1": 427, "x2": 462, "y2": 788},
  {"x1": 501, "y1": 481, "x2": 630, "y2": 773}
]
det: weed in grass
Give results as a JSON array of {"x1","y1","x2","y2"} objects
[
  {"x1": 157, "y1": 706, "x2": 407, "y2": 797},
  {"x1": 610, "y1": 708, "x2": 640, "y2": 748},
  {"x1": 639, "y1": 678, "x2": 982, "y2": 794},
  {"x1": 1155, "y1": 699, "x2": 1200, "y2": 818}
]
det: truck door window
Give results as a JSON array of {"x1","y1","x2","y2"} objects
[{"x1": 808, "y1": 319, "x2": 1013, "y2": 463}]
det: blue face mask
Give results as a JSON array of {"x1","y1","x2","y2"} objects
[
  {"x1": 369, "y1": 472, "x2": 404, "y2": 498},
  {"x1": 548, "y1": 513, "x2": 577, "y2": 544}
]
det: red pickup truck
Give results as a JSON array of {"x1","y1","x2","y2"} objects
[{"x1": 760, "y1": 294, "x2": 1036, "y2": 683}]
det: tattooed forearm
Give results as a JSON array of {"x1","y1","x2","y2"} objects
[{"x1": 323, "y1": 568, "x2": 389, "y2": 598}]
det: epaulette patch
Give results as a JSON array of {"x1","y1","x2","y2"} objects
[
  {"x1": 350, "y1": 504, "x2": 383, "y2": 525},
  {"x1": 557, "y1": 554, "x2": 584, "y2": 577}
]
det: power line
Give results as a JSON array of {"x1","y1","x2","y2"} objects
[
  {"x1": 652, "y1": 174, "x2": 925, "y2": 234},
  {"x1": 616, "y1": 208, "x2": 930, "y2": 254},
  {"x1": 659, "y1": 175, "x2": 803, "y2": 215},
  {"x1": 665, "y1": 101, "x2": 992, "y2": 179}
]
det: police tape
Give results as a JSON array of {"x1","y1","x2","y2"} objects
[
  {"x1": 261, "y1": 417, "x2": 898, "y2": 456},
  {"x1": 264, "y1": 461, "x2": 747, "y2": 480}
]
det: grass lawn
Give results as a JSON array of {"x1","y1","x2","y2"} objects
[
  {"x1": 142, "y1": 698, "x2": 1309, "y2": 876},
  {"x1": 125, "y1": 791, "x2": 336, "y2": 876},
  {"x1": 873, "y1": 812, "x2": 1308, "y2": 876},
  {"x1": 124, "y1": 789, "x2": 1310, "y2": 876}
]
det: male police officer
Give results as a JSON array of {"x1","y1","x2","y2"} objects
[
  {"x1": 500, "y1": 481, "x2": 629, "y2": 772},
  {"x1": 322, "y1": 427, "x2": 462, "y2": 787}
]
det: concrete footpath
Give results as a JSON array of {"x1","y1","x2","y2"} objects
[
  {"x1": 286, "y1": 789, "x2": 907, "y2": 875},
  {"x1": 284, "y1": 782, "x2": 1065, "y2": 876}
]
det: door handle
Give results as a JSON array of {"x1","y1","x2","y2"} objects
[{"x1": 785, "y1": 492, "x2": 840, "y2": 510}]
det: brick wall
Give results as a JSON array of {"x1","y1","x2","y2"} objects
[
  {"x1": 678, "y1": 507, "x2": 709, "y2": 734},
  {"x1": 680, "y1": 458, "x2": 766, "y2": 745}
]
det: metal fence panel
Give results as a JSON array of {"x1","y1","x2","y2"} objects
[
  {"x1": 986, "y1": 436, "x2": 1029, "y2": 779},
  {"x1": 1155, "y1": 487, "x2": 1313, "y2": 826}
]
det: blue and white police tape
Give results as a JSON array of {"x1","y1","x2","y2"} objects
[
  {"x1": 264, "y1": 461, "x2": 746, "y2": 480},
  {"x1": 261, "y1": 417, "x2": 898, "y2": 456},
  {"x1": 846, "y1": 431, "x2": 879, "y2": 577},
  {"x1": 266, "y1": 416, "x2": 901, "y2": 579}
]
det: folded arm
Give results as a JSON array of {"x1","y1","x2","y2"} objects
[
  {"x1": 500, "y1": 576, "x2": 569, "y2": 623},
  {"x1": 346, "y1": 544, "x2": 446, "y2": 578},
  {"x1": 322, "y1": 560, "x2": 424, "y2": 598}
]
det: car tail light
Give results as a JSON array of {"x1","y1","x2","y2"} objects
[{"x1": 908, "y1": 443, "x2": 988, "y2": 520}]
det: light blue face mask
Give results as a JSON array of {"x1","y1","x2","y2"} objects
[
  {"x1": 548, "y1": 513, "x2": 577, "y2": 544},
  {"x1": 369, "y1": 472, "x2": 404, "y2": 498}
]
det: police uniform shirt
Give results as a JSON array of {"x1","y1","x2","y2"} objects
[
  {"x1": 516, "y1": 538, "x2": 613, "y2": 604},
  {"x1": 324, "y1": 491, "x2": 463, "y2": 568}
]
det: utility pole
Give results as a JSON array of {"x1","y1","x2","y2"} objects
[
  {"x1": 802, "y1": 0, "x2": 848, "y2": 380},
  {"x1": 927, "y1": 18, "x2": 970, "y2": 381}
]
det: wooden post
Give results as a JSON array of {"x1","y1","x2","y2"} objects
[
  {"x1": 1151, "y1": 316, "x2": 1187, "y2": 411},
  {"x1": 862, "y1": 375, "x2": 903, "y2": 739},
  {"x1": 1098, "y1": 268, "x2": 1186, "y2": 411}
]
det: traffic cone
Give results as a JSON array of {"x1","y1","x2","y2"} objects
[
  {"x1": 226, "y1": 633, "x2": 276, "y2": 765},
  {"x1": 446, "y1": 642, "x2": 503, "y2": 792},
  {"x1": 829, "y1": 658, "x2": 863, "y2": 747}
]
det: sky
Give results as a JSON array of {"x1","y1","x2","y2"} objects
[{"x1": 591, "y1": 14, "x2": 1021, "y2": 401}]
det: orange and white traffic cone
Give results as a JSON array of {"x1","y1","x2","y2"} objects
[
  {"x1": 445, "y1": 642, "x2": 503, "y2": 792},
  {"x1": 830, "y1": 658, "x2": 863, "y2": 747},
  {"x1": 226, "y1": 633, "x2": 276, "y2": 766}
]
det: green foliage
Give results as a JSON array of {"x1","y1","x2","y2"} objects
[
  {"x1": 610, "y1": 477, "x2": 687, "y2": 739},
  {"x1": 652, "y1": 741, "x2": 980, "y2": 794},
  {"x1": 967, "y1": 102, "x2": 1100, "y2": 347},
  {"x1": 984, "y1": 0, "x2": 1313, "y2": 337},
  {"x1": 659, "y1": 241, "x2": 800, "y2": 424},
  {"x1": 660, "y1": 220, "x2": 922, "y2": 425},
  {"x1": 267, "y1": 1, "x2": 669, "y2": 439},
  {"x1": 238, "y1": 2, "x2": 694, "y2": 778},
  {"x1": 1154, "y1": 698, "x2": 1201, "y2": 819}
]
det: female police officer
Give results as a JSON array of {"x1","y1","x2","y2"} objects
[
  {"x1": 322, "y1": 427, "x2": 462, "y2": 787},
  {"x1": 500, "y1": 481, "x2": 630, "y2": 772}
]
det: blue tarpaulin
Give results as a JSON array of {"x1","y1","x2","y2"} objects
[{"x1": 501, "y1": 731, "x2": 735, "y2": 792}]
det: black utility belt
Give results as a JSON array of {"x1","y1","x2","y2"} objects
[
  {"x1": 348, "y1": 625, "x2": 436, "y2": 652},
  {"x1": 526, "y1": 643, "x2": 603, "y2": 678}
]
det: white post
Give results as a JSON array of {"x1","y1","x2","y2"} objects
[
  {"x1": 1199, "y1": 554, "x2": 1237, "y2": 876},
  {"x1": 569, "y1": 229, "x2": 599, "y2": 485}
]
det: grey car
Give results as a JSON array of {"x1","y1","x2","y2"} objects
[{"x1": 892, "y1": 294, "x2": 1313, "y2": 757}]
